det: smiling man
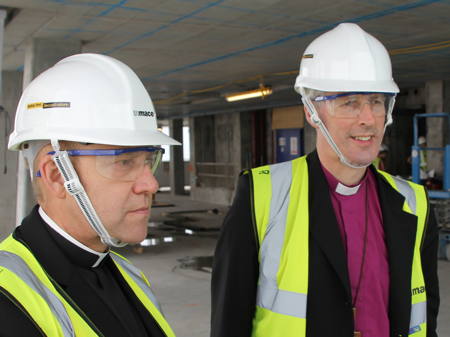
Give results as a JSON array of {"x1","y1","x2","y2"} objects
[
  {"x1": 0, "y1": 54, "x2": 179, "y2": 337},
  {"x1": 211, "y1": 23, "x2": 439, "y2": 337}
]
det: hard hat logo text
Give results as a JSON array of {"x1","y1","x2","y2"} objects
[{"x1": 133, "y1": 110, "x2": 154, "y2": 117}]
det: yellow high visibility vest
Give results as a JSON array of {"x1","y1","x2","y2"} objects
[
  {"x1": 250, "y1": 155, "x2": 428, "y2": 337},
  {"x1": 0, "y1": 235, "x2": 176, "y2": 337}
]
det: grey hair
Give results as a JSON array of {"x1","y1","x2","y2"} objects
[{"x1": 300, "y1": 87, "x2": 325, "y2": 100}]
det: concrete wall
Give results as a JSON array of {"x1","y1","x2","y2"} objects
[
  {"x1": 444, "y1": 80, "x2": 450, "y2": 146},
  {"x1": 425, "y1": 81, "x2": 445, "y2": 177},
  {"x1": 0, "y1": 71, "x2": 22, "y2": 240},
  {"x1": 240, "y1": 111, "x2": 252, "y2": 169},
  {"x1": 190, "y1": 112, "x2": 241, "y2": 205},
  {"x1": 155, "y1": 161, "x2": 190, "y2": 188}
]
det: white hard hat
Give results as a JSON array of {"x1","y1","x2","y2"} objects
[
  {"x1": 294, "y1": 23, "x2": 398, "y2": 170},
  {"x1": 294, "y1": 23, "x2": 399, "y2": 94},
  {"x1": 9, "y1": 53, "x2": 179, "y2": 248},
  {"x1": 9, "y1": 53, "x2": 179, "y2": 150}
]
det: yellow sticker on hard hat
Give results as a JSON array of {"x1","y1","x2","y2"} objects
[
  {"x1": 27, "y1": 102, "x2": 43, "y2": 109},
  {"x1": 303, "y1": 54, "x2": 314, "y2": 59},
  {"x1": 27, "y1": 102, "x2": 70, "y2": 109}
]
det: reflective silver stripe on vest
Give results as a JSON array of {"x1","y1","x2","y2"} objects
[
  {"x1": 0, "y1": 251, "x2": 74, "y2": 337},
  {"x1": 256, "y1": 161, "x2": 308, "y2": 318},
  {"x1": 409, "y1": 301, "x2": 427, "y2": 330},
  {"x1": 110, "y1": 253, "x2": 162, "y2": 313},
  {"x1": 391, "y1": 176, "x2": 417, "y2": 214}
]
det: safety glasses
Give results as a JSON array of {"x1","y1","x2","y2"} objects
[
  {"x1": 37, "y1": 147, "x2": 164, "y2": 182},
  {"x1": 313, "y1": 92, "x2": 395, "y2": 118}
]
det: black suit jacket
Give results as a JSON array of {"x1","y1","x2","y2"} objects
[{"x1": 211, "y1": 151, "x2": 439, "y2": 337}]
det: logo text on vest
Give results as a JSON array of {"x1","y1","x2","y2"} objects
[{"x1": 411, "y1": 286, "x2": 425, "y2": 296}]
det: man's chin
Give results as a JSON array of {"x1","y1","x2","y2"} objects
[
  {"x1": 345, "y1": 155, "x2": 374, "y2": 168},
  {"x1": 117, "y1": 225, "x2": 148, "y2": 245}
]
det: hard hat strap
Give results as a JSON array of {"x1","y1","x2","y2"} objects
[
  {"x1": 384, "y1": 96, "x2": 395, "y2": 128},
  {"x1": 50, "y1": 140, "x2": 127, "y2": 248}
]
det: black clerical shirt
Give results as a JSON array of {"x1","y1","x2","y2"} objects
[{"x1": 0, "y1": 205, "x2": 166, "y2": 337}]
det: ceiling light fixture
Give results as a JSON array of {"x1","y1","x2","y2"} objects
[{"x1": 225, "y1": 85, "x2": 272, "y2": 102}]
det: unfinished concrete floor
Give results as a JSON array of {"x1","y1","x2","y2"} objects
[{"x1": 118, "y1": 192, "x2": 450, "y2": 337}]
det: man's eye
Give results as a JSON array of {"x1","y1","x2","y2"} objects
[
  {"x1": 341, "y1": 98, "x2": 358, "y2": 107},
  {"x1": 116, "y1": 159, "x2": 134, "y2": 167},
  {"x1": 370, "y1": 98, "x2": 385, "y2": 105}
]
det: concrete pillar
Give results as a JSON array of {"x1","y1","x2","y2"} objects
[
  {"x1": 0, "y1": 10, "x2": 13, "y2": 239},
  {"x1": 425, "y1": 80, "x2": 444, "y2": 177},
  {"x1": 16, "y1": 38, "x2": 81, "y2": 226},
  {"x1": 190, "y1": 113, "x2": 241, "y2": 205},
  {"x1": 169, "y1": 118, "x2": 185, "y2": 195},
  {"x1": 0, "y1": 71, "x2": 22, "y2": 240},
  {"x1": 444, "y1": 80, "x2": 450, "y2": 141},
  {"x1": 23, "y1": 38, "x2": 82, "y2": 88}
]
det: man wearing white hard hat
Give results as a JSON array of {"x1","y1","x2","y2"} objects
[
  {"x1": 211, "y1": 23, "x2": 439, "y2": 337},
  {"x1": 0, "y1": 54, "x2": 178, "y2": 336}
]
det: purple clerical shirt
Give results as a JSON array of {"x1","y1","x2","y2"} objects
[{"x1": 322, "y1": 166, "x2": 390, "y2": 337}]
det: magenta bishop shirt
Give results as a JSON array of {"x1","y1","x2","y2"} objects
[{"x1": 322, "y1": 165, "x2": 390, "y2": 337}]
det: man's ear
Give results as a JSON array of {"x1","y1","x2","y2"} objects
[
  {"x1": 38, "y1": 155, "x2": 66, "y2": 199},
  {"x1": 304, "y1": 105, "x2": 319, "y2": 129}
]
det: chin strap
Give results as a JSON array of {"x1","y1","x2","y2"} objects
[{"x1": 50, "y1": 140, "x2": 127, "y2": 248}]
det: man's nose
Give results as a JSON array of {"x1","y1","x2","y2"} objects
[
  {"x1": 133, "y1": 166, "x2": 159, "y2": 195},
  {"x1": 357, "y1": 102, "x2": 377, "y2": 124}
]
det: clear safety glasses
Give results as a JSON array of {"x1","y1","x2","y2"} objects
[
  {"x1": 313, "y1": 92, "x2": 395, "y2": 118},
  {"x1": 38, "y1": 147, "x2": 164, "y2": 182}
]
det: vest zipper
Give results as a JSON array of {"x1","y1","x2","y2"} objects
[{"x1": 0, "y1": 285, "x2": 46, "y2": 336}]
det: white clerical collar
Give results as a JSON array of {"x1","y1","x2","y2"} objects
[
  {"x1": 335, "y1": 182, "x2": 361, "y2": 196},
  {"x1": 38, "y1": 207, "x2": 109, "y2": 268}
]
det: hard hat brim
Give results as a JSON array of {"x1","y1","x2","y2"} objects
[{"x1": 8, "y1": 129, "x2": 180, "y2": 151}]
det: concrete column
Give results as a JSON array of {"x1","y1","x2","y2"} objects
[
  {"x1": 16, "y1": 38, "x2": 81, "y2": 226},
  {"x1": 169, "y1": 118, "x2": 185, "y2": 195},
  {"x1": 0, "y1": 71, "x2": 22, "y2": 240},
  {"x1": 23, "y1": 38, "x2": 82, "y2": 88},
  {"x1": 444, "y1": 80, "x2": 450, "y2": 141},
  {"x1": 425, "y1": 80, "x2": 444, "y2": 177}
]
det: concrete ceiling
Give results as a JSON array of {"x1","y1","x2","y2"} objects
[{"x1": 1, "y1": 0, "x2": 450, "y2": 119}]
